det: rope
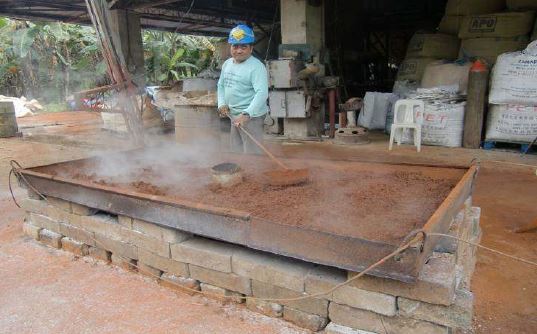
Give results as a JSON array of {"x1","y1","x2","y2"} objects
[
  {"x1": 484, "y1": 160, "x2": 537, "y2": 169},
  {"x1": 89, "y1": 229, "x2": 537, "y2": 303},
  {"x1": 8, "y1": 169, "x2": 20, "y2": 208},
  {"x1": 427, "y1": 232, "x2": 537, "y2": 268},
  {"x1": 96, "y1": 229, "x2": 425, "y2": 303}
]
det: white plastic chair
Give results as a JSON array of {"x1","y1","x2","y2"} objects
[{"x1": 389, "y1": 99, "x2": 424, "y2": 152}]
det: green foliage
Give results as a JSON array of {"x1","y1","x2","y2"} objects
[
  {"x1": 0, "y1": 16, "x2": 220, "y2": 104},
  {"x1": 143, "y1": 31, "x2": 219, "y2": 85},
  {"x1": 0, "y1": 18, "x2": 107, "y2": 102}
]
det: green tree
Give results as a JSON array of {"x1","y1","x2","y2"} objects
[{"x1": 0, "y1": 17, "x2": 220, "y2": 106}]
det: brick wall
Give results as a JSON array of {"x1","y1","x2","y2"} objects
[{"x1": 20, "y1": 194, "x2": 480, "y2": 333}]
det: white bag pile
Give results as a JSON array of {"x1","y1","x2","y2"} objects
[
  {"x1": 358, "y1": 92, "x2": 398, "y2": 130},
  {"x1": 486, "y1": 41, "x2": 537, "y2": 143},
  {"x1": 401, "y1": 88, "x2": 467, "y2": 148}
]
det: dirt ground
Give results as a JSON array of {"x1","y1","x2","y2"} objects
[{"x1": 1, "y1": 111, "x2": 536, "y2": 333}]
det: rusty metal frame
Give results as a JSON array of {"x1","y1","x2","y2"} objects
[{"x1": 18, "y1": 157, "x2": 478, "y2": 283}]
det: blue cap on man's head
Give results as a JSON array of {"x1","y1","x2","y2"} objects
[{"x1": 228, "y1": 24, "x2": 255, "y2": 44}]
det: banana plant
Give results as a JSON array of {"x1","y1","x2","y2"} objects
[{"x1": 0, "y1": 16, "x2": 220, "y2": 103}]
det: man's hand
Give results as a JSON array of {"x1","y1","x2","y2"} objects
[
  {"x1": 233, "y1": 114, "x2": 250, "y2": 127},
  {"x1": 218, "y1": 105, "x2": 230, "y2": 117}
]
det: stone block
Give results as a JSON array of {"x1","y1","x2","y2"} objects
[
  {"x1": 22, "y1": 222, "x2": 41, "y2": 240},
  {"x1": 61, "y1": 237, "x2": 89, "y2": 256},
  {"x1": 39, "y1": 229, "x2": 63, "y2": 249},
  {"x1": 200, "y1": 283, "x2": 227, "y2": 302},
  {"x1": 170, "y1": 237, "x2": 239, "y2": 273},
  {"x1": 246, "y1": 299, "x2": 283, "y2": 318},
  {"x1": 71, "y1": 203, "x2": 99, "y2": 216},
  {"x1": 94, "y1": 233, "x2": 138, "y2": 260},
  {"x1": 398, "y1": 289, "x2": 474, "y2": 329},
  {"x1": 46, "y1": 206, "x2": 74, "y2": 225},
  {"x1": 138, "y1": 263, "x2": 162, "y2": 279},
  {"x1": 87, "y1": 246, "x2": 111, "y2": 262},
  {"x1": 20, "y1": 198, "x2": 48, "y2": 215},
  {"x1": 59, "y1": 223, "x2": 96, "y2": 247},
  {"x1": 138, "y1": 248, "x2": 189, "y2": 277},
  {"x1": 463, "y1": 197, "x2": 472, "y2": 216},
  {"x1": 79, "y1": 214, "x2": 121, "y2": 238},
  {"x1": 27, "y1": 213, "x2": 61, "y2": 234},
  {"x1": 232, "y1": 248, "x2": 313, "y2": 292},
  {"x1": 332, "y1": 284, "x2": 396, "y2": 316},
  {"x1": 456, "y1": 207, "x2": 481, "y2": 290},
  {"x1": 347, "y1": 252, "x2": 457, "y2": 306},
  {"x1": 133, "y1": 219, "x2": 191, "y2": 243},
  {"x1": 199, "y1": 284, "x2": 243, "y2": 303},
  {"x1": 111, "y1": 254, "x2": 137, "y2": 271},
  {"x1": 324, "y1": 323, "x2": 377, "y2": 334},
  {"x1": 306, "y1": 266, "x2": 396, "y2": 316},
  {"x1": 305, "y1": 266, "x2": 347, "y2": 298},
  {"x1": 328, "y1": 303, "x2": 448, "y2": 334},
  {"x1": 118, "y1": 215, "x2": 133, "y2": 229},
  {"x1": 223, "y1": 290, "x2": 246, "y2": 304},
  {"x1": 189, "y1": 265, "x2": 251, "y2": 295},
  {"x1": 283, "y1": 307, "x2": 328, "y2": 332},
  {"x1": 252, "y1": 280, "x2": 328, "y2": 317},
  {"x1": 160, "y1": 273, "x2": 200, "y2": 295},
  {"x1": 47, "y1": 197, "x2": 72, "y2": 212},
  {"x1": 120, "y1": 229, "x2": 170, "y2": 258}
]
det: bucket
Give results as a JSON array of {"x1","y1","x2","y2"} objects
[
  {"x1": 211, "y1": 162, "x2": 243, "y2": 188},
  {"x1": 0, "y1": 101, "x2": 18, "y2": 138}
]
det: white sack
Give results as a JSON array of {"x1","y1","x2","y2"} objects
[
  {"x1": 485, "y1": 104, "x2": 537, "y2": 142},
  {"x1": 489, "y1": 41, "x2": 537, "y2": 105},
  {"x1": 358, "y1": 92, "x2": 397, "y2": 130}
]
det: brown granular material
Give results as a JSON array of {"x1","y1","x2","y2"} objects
[{"x1": 34, "y1": 153, "x2": 464, "y2": 244}]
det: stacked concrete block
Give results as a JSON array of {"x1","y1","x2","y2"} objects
[
  {"x1": 159, "y1": 273, "x2": 200, "y2": 295},
  {"x1": 137, "y1": 263, "x2": 163, "y2": 280},
  {"x1": 20, "y1": 194, "x2": 481, "y2": 333},
  {"x1": 22, "y1": 222, "x2": 41, "y2": 240},
  {"x1": 61, "y1": 237, "x2": 89, "y2": 256},
  {"x1": 111, "y1": 254, "x2": 137, "y2": 271},
  {"x1": 38, "y1": 229, "x2": 62, "y2": 249},
  {"x1": 283, "y1": 307, "x2": 328, "y2": 332},
  {"x1": 246, "y1": 299, "x2": 284, "y2": 318},
  {"x1": 325, "y1": 323, "x2": 377, "y2": 334},
  {"x1": 87, "y1": 246, "x2": 111, "y2": 262}
]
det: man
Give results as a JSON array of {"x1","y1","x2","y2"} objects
[{"x1": 217, "y1": 24, "x2": 268, "y2": 154}]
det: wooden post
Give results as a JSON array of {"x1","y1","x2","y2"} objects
[{"x1": 463, "y1": 60, "x2": 489, "y2": 149}]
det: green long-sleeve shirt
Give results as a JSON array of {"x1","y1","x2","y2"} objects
[{"x1": 217, "y1": 56, "x2": 268, "y2": 117}]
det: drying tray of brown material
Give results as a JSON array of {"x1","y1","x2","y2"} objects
[{"x1": 18, "y1": 148, "x2": 478, "y2": 282}]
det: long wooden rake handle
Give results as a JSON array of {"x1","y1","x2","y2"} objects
[{"x1": 235, "y1": 123, "x2": 289, "y2": 170}]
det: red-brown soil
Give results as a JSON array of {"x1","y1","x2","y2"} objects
[{"x1": 34, "y1": 150, "x2": 465, "y2": 244}]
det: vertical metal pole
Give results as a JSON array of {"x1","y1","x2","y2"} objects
[{"x1": 328, "y1": 88, "x2": 336, "y2": 138}]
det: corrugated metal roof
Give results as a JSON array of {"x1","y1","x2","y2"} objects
[{"x1": 0, "y1": 0, "x2": 277, "y2": 36}]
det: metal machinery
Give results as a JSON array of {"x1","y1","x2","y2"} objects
[
  {"x1": 265, "y1": 44, "x2": 334, "y2": 140},
  {"x1": 334, "y1": 97, "x2": 370, "y2": 145}
]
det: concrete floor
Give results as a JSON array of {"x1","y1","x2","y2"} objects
[{"x1": 1, "y1": 111, "x2": 536, "y2": 333}]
